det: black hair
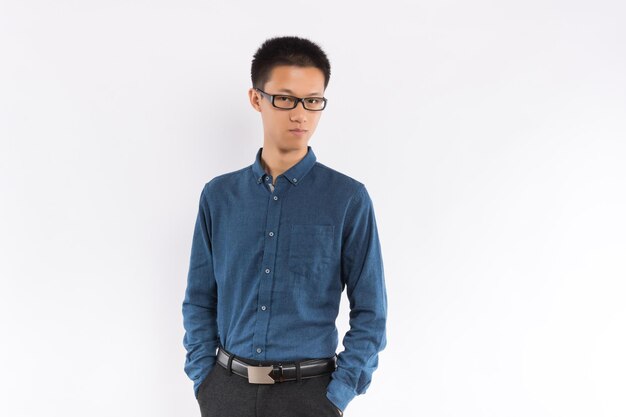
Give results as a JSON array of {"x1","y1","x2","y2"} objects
[{"x1": 251, "y1": 36, "x2": 331, "y2": 91}]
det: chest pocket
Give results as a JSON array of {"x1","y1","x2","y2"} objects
[{"x1": 288, "y1": 224, "x2": 334, "y2": 279}]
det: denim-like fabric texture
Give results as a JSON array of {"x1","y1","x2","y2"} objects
[{"x1": 182, "y1": 146, "x2": 387, "y2": 412}]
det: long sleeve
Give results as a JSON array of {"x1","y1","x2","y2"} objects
[
  {"x1": 326, "y1": 184, "x2": 388, "y2": 412},
  {"x1": 182, "y1": 183, "x2": 219, "y2": 398}
]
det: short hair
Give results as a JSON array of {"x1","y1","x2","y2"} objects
[{"x1": 251, "y1": 36, "x2": 331, "y2": 91}]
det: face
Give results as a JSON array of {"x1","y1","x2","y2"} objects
[{"x1": 248, "y1": 65, "x2": 326, "y2": 152}]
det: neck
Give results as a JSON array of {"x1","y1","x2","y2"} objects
[{"x1": 260, "y1": 143, "x2": 308, "y2": 184}]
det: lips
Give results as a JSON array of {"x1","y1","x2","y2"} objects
[{"x1": 289, "y1": 129, "x2": 307, "y2": 137}]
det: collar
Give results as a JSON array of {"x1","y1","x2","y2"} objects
[{"x1": 252, "y1": 145, "x2": 317, "y2": 186}]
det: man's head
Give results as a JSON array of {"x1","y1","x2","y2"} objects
[{"x1": 248, "y1": 36, "x2": 331, "y2": 152}]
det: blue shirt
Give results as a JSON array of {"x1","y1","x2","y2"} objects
[{"x1": 182, "y1": 145, "x2": 388, "y2": 411}]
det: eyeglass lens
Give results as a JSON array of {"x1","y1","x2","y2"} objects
[{"x1": 273, "y1": 95, "x2": 325, "y2": 110}]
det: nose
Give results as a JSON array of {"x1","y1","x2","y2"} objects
[{"x1": 289, "y1": 100, "x2": 308, "y2": 122}]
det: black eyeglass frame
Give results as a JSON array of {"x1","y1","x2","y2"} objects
[{"x1": 254, "y1": 87, "x2": 328, "y2": 111}]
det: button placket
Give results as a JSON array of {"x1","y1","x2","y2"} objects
[{"x1": 252, "y1": 177, "x2": 285, "y2": 358}]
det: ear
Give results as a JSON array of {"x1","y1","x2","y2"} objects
[{"x1": 248, "y1": 88, "x2": 261, "y2": 112}]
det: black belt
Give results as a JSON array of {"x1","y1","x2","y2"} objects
[{"x1": 216, "y1": 344, "x2": 337, "y2": 384}]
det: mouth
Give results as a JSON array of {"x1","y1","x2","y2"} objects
[{"x1": 289, "y1": 129, "x2": 308, "y2": 136}]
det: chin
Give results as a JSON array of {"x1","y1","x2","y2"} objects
[{"x1": 273, "y1": 141, "x2": 304, "y2": 151}]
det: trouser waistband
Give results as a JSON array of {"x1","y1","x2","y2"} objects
[{"x1": 216, "y1": 344, "x2": 337, "y2": 384}]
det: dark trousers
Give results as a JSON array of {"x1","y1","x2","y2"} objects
[{"x1": 196, "y1": 355, "x2": 342, "y2": 417}]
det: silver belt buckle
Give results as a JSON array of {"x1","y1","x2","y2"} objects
[{"x1": 247, "y1": 365, "x2": 275, "y2": 384}]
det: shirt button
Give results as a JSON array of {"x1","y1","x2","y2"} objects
[
  {"x1": 268, "y1": 231, "x2": 274, "y2": 237},
  {"x1": 293, "y1": 178, "x2": 297, "y2": 182},
  {"x1": 273, "y1": 196, "x2": 278, "y2": 200},
  {"x1": 265, "y1": 268, "x2": 270, "y2": 274},
  {"x1": 261, "y1": 305, "x2": 267, "y2": 310},
  {"x1": 256, "y1": 347, "x2": 262, "y2": 353}
]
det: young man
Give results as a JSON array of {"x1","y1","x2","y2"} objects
[{"x1": 182, "y1": 36, "x2": 387, "y2": 417}]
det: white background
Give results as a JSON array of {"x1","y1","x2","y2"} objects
[{"x1": 1, "y1": 1, "x2": 625, "y2": 416}]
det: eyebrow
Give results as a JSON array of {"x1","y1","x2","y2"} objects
[{"x1": 276, "y1": 88, "x2": 323, "y2": 96}]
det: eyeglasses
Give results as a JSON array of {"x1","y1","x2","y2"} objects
[{"x1": 254, "y1": 88, "x2": 328, "y2": 111}]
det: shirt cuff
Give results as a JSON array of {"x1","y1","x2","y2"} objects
[
  {"x1": 326, "y1": 378, "x2": 356, "y2": 412},
  {"x1": 194, "y1": 376, "x2": 204, "y2": 399},
  {"x1": 193, "y1": 362, "x2": 215, "y2": 399}
]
